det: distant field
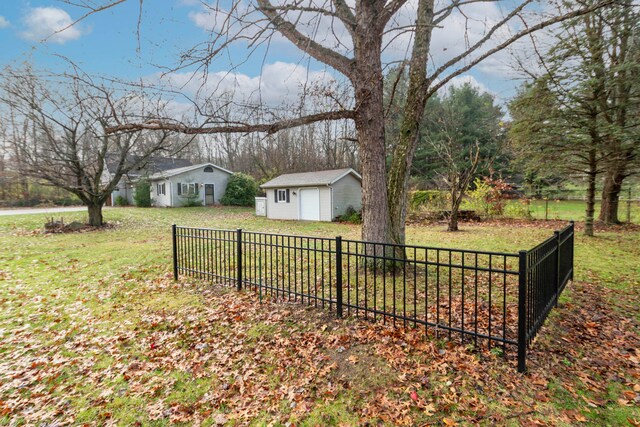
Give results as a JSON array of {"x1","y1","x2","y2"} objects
[
  {"x1": 0, "y1": 207, "x2": 638, "y2": 426},
  {"x1": 507, "y1": 199, "x2": 640, "y2": 223}
]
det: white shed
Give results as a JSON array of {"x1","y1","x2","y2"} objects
[
  {"x1": 260, "y1": 168, "x2": 362, "y2": 221},
  {"x1": 148, "y1": 163, "x2": 233, "y2": 207}
]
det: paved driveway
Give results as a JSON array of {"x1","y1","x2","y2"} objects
[{"x1": 0, "y1": 206, "x2": 89, "y2": 216}]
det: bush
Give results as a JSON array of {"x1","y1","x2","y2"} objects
[
  {"x1": 338, "y1": 206, "x2": 362, "y2": 224},
  {"x1": 54, "y1": 197, "x2": 82, "y2": 206},
  {"x1": 466, "y1": 177, "x2": 512, "y2": 217},
  {"x1": 409, "y1": 190, "x2": 449, "y2": 211},
  {"x1": 133, "y1": 179, "x2": 153, "y2": 207},
  {"x1": 182, "y1": 192, "x2": 202, "y2": 207},
  {"x1": 504, "y1": 199, "x2": 533, "y2": 219},
  {"x1": 221, "y1": 173, "x2": 258, "y2": 206},
  {"x1": 114, "y1": 195, "x2": 129, "y2": 206}
]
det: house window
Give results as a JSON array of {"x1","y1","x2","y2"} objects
[
  {"x1": 203, "y1": 166, "x2": 214, "y2": 173},
  {"x1": 275, "y1": 189, "x2": 289, "y2": 203},
  {"x1": 178, "y1": 182, "x2": 199, "y2": 196},
  {"x1": 156, "y1": 183, "x2": 166, "y2": 196}
]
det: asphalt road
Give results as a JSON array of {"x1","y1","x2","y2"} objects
[{"x1": 0, "y1": 206, "x2": 89, "y2": 216}]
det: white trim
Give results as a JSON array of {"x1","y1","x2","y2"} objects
[{"x1": 329, "y1": 168, "x2": 362, "y2": 185}]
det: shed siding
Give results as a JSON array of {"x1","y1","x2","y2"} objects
[
  {"x1": 265, "y1": 186, "x2": 333, "y2": 221},
  {"x1": 331, "y1": 174, "x2": 362, "y2": 218},
  {"x1": 318, "y1": 187, "x2": 332, "y2": 221},
  {"x1": 266, "y1": 188, "x2": 299, "y2": 220}
]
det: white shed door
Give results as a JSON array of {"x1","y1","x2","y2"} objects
[{"x1": 299, "y1": 188, "x2": 320, "y2": 221}]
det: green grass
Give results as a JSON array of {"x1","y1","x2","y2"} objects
[
  {"x1": 507, "y1": 199, "x2": 640, "y2": 223},
  {"x1": 0, "y1": 206, "x2": 638, "y2": 426}
]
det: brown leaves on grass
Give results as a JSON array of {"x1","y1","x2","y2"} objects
[{"x1": 0, "y1": 270, "x2": 638, "y2": 426}]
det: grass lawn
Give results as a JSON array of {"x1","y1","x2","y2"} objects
[
  {"x1": 0, "y1": 207, "x2": 638, "y2": 426},
  {"x1": 507, "y1": 199, "x2": 640, "y2": 223}
]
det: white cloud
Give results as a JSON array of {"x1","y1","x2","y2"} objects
[
  {"x1": 21, "y1": 7, "x2": 83, "y2": 44},
  {"x1": 441, "y1": 75, "x2": 492, "y2": 95},
  {"x1": 0, "y1": 16, "x2": 10, "y2": 29},
  {"x1": 158, "y1": 61, "x2": 338, "y2": 108}
]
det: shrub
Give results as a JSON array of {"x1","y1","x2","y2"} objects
[
  {"x1": 466, "y1": 177, "x2": 512, "y2": 217},
  {"x1": 409, "y1": 190, "x2": 449, "y2": 211},
  {"x1": 221, "y1": 173, "x2": 258, "y2": 206},
  {"x1": 54, "y1": 197, "x2": 81, "y2": 206},
  {"x1": 504, "y1": 199, "x2": 533, "y2": 219},
  {"x1": 338, "y1": 206, "x2": 362, "y2": 223},
  {"x1": 133, "y1": 179, "x2": 153, "y2": 207},
  {"x1": 182, "y1": 192, "x2": 202, "y2": 207},
  {"x1": 114, "y1": 195, "x2": 129, "y2": 206}
]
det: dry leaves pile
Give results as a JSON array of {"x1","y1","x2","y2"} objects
[{"x1": 0, "y1": 269, "x2": 638, "y2": 426}]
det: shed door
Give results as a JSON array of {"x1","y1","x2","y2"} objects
[{"x1": 299, "y1": 188, "x2": 320, "y2": 221}]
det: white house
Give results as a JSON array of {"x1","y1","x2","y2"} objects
[
  {"x1": 104, "y1": 156, "x2": 193, "y2": 206},
  {"x1": 259, "y1": 168, "x2": 362, "y2": 221},
  {"x1": 149, "y1": 163, "x2": 233, "y2": 207}
]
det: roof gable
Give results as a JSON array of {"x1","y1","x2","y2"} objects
[
  {"x1": 261, "y1": 168, "x2": 361, "y2": 189},
  {"x1": 148, "y1": 163, "x2": 233, "y2": 180}
]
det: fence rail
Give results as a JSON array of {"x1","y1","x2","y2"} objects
[{"x1": 172, "y1": 222, "x2": 574, "y2": 372}]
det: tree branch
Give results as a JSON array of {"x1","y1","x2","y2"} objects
[
  {"x1": 256, "y1": 0, "x2": 355, "y2": 78},
  {"x1": 105, "y1": 109, "x2": 356, "y2": 135}
]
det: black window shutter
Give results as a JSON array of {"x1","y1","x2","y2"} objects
[
  {"x1": 195, "y1": 184, "x2": 199, "y2": 195},
  {"x1": 177, "y1": 182, "x2": 181, "y2": 195},
  {"x1": 274, "y1": 189, "x2": 278, "y2": 203},
  {"x1": 286, "y1": 189, "x2": 290, "y2": 203}
]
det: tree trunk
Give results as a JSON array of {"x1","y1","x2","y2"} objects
[
  {"x1": 599, "y1": 165, "x2": 625, "y2": 224},
  {"x1": 584, "y1": 149, "x2": 597, "y2": 237},
  {"x1": 448, "y1": 210, "x2": 459, "y2": 232},
  {"x1": 448, "y1": 186, "x2": 462, "y2": 232},
  {"x1": 87, "y1": 202, "x2": 104, "y2": 227},
  {"x1": 387, "y1": 0, "x2": 435, "y2": 245},
  {"x1": 353, "y1": 1, "x2": 389, "y2": 244}
]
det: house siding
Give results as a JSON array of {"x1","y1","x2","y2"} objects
[
  {"x1": 152, "y1": 166, "x2": 231, "y2": 207},
  {"x1": 111, "y1": 178, "x2": 135, "y2": 205},
  {"x1": 151, "y1": 179, "x2": 172, "y2": 207},
  {"x1": 331, "y1": 174, "x2": 362, "y2": 218}
]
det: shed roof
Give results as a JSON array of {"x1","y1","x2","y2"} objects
[
  {"x1": 148, "y1": 163, "x2": 233, "y2": 180},
  {"x1": 260, "y1": 168, "x2": 361, "y2": 189}
]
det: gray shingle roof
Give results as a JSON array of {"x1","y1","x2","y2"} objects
[
  {"x1": 105, "y1": 154, "x2": 192, "y2": 177},
  {"x1": 148, "y1": 163, "x2": 233, "y2": 180},
  {"x1": 260, "y1": 168, "x2": 361, "y2": 189}
]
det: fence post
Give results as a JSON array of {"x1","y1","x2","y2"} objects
[
  {"x1": 569, "y1": 221, "x2": 575, "y2": 281},
  {"x1": 172, "y1": 224, "x2": 178, "y2": 281},
  {"x1": 517, "y1": 250, "x2": 528, "y2": 373},
  {"x1": 336, "y1": 236, "x2": 343, "y2": 318},
  {"x1": 237, "y1": 228, "x2": 243, "y2": 291},
  {"x1": 554, "y1": 230, "x2": 560, "y2": 307}
]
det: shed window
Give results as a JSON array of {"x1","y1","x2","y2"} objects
[
  {"x1": 275, "y1": 189, "x2": 289, "y2": 203},
  {"x1": 156, "y1": 183, "x2": 166, "y2": 195},
  {"x1": 203, "y1": 166, "x2": 214, "y2": 173}
]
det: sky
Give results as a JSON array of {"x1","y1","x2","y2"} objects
[{"x1": 0, "y1": 0, "x2": 543, "y2": 114}]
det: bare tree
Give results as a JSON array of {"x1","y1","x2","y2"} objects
[
  {"x1": 63, "y1": 0, "x2": 614, "y2": 243},
  {"x1": 0, "y1": 66, "x2": 174, "y2": 226}
]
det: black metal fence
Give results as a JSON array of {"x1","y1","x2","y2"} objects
[{"x1": 172, "y1": 222, "x2": 574, "y2": 372}]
